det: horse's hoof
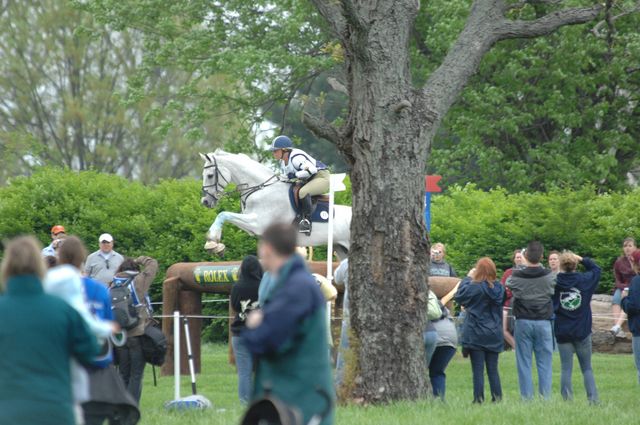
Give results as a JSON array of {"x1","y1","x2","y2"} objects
[{"x1": 204, "y1": 241, "x2": 226, "y2": 256}]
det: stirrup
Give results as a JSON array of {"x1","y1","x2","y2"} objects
[{"x1": 299, "y1": 218, "x2": 312, "y2": 235}]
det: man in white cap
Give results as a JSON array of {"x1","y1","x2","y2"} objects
[{"x1": 85, "y1": 233, "x2": 124, "y2": 285}]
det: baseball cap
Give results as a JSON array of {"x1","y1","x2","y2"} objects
[
  {"x1": 99, "y1": 233, "x2": 114, "y2": 243},
  {"x1": 631, "y1": 250, "x2": 640, "y2": 265},
  {"x1": 51, "y1": 225, "x2": 66, "y2": 235}
]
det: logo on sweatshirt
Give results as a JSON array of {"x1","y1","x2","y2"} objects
[{"x1": 559, "y1": 288, "x2": 582, "y2": 311}]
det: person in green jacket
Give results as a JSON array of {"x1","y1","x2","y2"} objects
[
  {"x1": 243, "y1": 223, "x2": 335, "y2": 425},
  {"x1": 0, "y1": 236, "x2": 99, "y2": 425}
]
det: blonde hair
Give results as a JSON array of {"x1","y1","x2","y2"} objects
[
  {"x1": 1, "y1": 236, "x2": 46, "y2": 289},
  {"x1": 559, "y1": 250, "x2": 579, "y2": 273},
  {"x1": 431, "y1": 243, "x2": 446, "y2": 253}
]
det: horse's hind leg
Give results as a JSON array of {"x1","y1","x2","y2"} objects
[{"x1": 335, "y1": 245, "x2": 349, "y2": 261}]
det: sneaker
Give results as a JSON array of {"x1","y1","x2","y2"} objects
[
  {"x1": 610, "y1": 325, "x2": 621, "y2": 335},
  {"x1": 615, "y1": 329, "x2": 627, "y2": 339}
]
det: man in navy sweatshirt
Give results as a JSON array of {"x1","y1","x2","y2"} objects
[{"x1": 554, "y1": 252, "x2": 600, "y2": 403}]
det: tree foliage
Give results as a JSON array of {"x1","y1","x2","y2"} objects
[
  {"x1": 0, "y1": 0, "x2": 242, "y2": 184},
  {"x1": 428, "y1": 0, "x2": 640, "y2": 192}
]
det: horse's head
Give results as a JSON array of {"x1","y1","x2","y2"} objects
[{"x1": 199, "y1": 152, "x2": 231, "y2": 209}]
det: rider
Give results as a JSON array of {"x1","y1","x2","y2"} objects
[{"x1": 270, "y1": 135, "x2": 330, "y2": 234}]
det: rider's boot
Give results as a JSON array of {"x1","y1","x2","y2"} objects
[{"x1": 299, "y1": 195, "x2": 313, "y2": 235}]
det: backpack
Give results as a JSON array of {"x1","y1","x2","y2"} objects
[
  {"x1": 110, "y1": 275, "x2": 141, "y2": 331},
  {"x1": 141, "y1": 322, "x2": 168, "y2": 366}
]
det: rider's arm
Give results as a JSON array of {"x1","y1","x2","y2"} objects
[{"x1": 291, "y1": 155, "x2": 318, "y2": 179}]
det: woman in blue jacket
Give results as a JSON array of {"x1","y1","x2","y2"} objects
[
  {"x1": 554, "y1": 252, "x2": 600, "y2": 403},
  {"x1": 455, "y1": 257, "x2": 505, "y2": 403},
  {"x1": 621, "y1": 251, "x2": 640, "y2": 385}
]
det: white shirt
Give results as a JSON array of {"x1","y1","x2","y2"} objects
[{"x1": 281, "y1": 148, "x2": 326, "y2": 180}]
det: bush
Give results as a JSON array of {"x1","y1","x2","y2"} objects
[
  {"x1": 1, "y1": 168, "x2": 638, "y2": 341},
  {"x1": 431, "y1": 185, "x2": 640, "y2": 293}
]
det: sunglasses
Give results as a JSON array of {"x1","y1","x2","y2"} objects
[{"x1": 105, "y1": 259, "x2": 110, "y2": 269}]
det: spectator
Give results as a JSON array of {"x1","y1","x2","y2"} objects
[
  {"x1": 455, "y1": 257, "x2": 505, "y2": 403},
  {"x1": 230, "y1": 255, "x2": 263, "y2": 404},
  {"x1": 429, "y1": 305, "x2": 458, "y2": 401},
  {"x1": 243, "y1": 223, "x2": 334, "y2": 425},
  {"x1": 85, "y1": 233, "x2": 124, "y2": 285},
  {"x1": 429, "y1": 243, "x2": 457, "y2": 277},
  {"x1": 424, "y1": 290, "x2": 442, "y2": 368},
  {"x1": 42, "y1": 224, "x2": 66, "y2": 257},
  {"x1": 554, "y1": 252, "x2": 601, "y2": 404},
  {"x1": 507, "y1": 241, "x2": 555, "y2": 400},
  {"x1": 334, "y1": 258, "x2": 349, "y2": 388},
  {"x1": 44, "y1": 236, "x2": 117, "y2": 423},
  {"x1": 114, "y1": 256, "x2": 158, "y2": 403},
  {"x1": 501, "y1": 249, "x2": 526, "y2": 350},
  {"x1": 0, "y1": 236, "x2": 98, "y2": 425},
  {"x1": 548, "y1": 250, "x2": 561, "y2": 277},
  {"x1": 81, "y1": 274, "x2": 140, "y2": 425},
  {"x1": 611, "y1": 237, "x2": 637, "y2": 337},
  {"x1": 621, "y1": 251, "x2": 640, "y2": 385}
]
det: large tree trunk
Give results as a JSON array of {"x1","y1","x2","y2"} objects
[
  {"x1": 342, "y1": 2, "x2": 432, "y2": 402},
  {"x1": 307, "y1": 0, "x2": 605, "y2": 404}
]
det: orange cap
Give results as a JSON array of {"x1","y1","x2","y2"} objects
[{"x1": 51, "y1": 225, "x2": 66, "y2": 235}]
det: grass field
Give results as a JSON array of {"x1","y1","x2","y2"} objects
[{"x1": 139, "y1": 344, "x2": 639, "y2": 425}]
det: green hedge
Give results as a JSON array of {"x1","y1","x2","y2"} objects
[
  {"x1": 1, "y1": 169, "x2": 638, "y2": 341},
  {"x1": 431, "y1": 185, "x2": 640, "y2": 293},
  {"x1": 0, "y1": 167, "x2": 255, "y2": 342}
]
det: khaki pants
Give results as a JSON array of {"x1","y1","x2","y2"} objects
[{"x1": 299, "y1": 169, "x2": 330, "y2": 198}]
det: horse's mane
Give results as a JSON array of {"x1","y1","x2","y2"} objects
[{"x1": 208, "y1": 149, "x2": 274, "y2": 176}]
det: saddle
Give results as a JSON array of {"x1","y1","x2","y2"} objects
[
  {"x1": 288, "y1": 184, "x2": 332, "y2": 224},
  {"x1": 290, "y1": 185, "x2": 330, "y2": 209}
]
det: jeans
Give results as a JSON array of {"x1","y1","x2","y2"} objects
[
  {"x1": 428, "y1": 346, "x2": 456, "y2": 400},
  {"x1": 634, "y1": 336, "x2": 640, "y2": 385},
  {"x1": 116, "y1": 336, "x2": 146, "y2": 403},
  {"x1": 558, "y1": 335, "x2": 599, "y2": 403},
  {"x1": 515, "y1": 319, "x2": 553, "y2": 400},
  {"x1": 423, "y1": 330, "x2": 438, "y2": 367},
  {"x1": 468, "y1": 349, "x2": 502, "y2": 403},
  {"x1": 232, "y1": 336, "x2": 254, "y2": 404}
]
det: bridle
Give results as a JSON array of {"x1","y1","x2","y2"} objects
[
  {"x1": 201, "y1": 155, "x2": 282, "y2": 209},
  {"x1": 201, "y1": 155, "x2": 228, "y2": 202}
]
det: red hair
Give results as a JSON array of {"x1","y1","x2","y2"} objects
[{"x1": 473, "y1": 257, "x2": 497, "y2": 287}]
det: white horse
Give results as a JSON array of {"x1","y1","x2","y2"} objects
[{"x1": 199, "y1": 150, "x2": 351, "y2": 258}]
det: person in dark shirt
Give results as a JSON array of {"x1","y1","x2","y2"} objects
[
  {"x1": 554, "y1": 252, "x2": 600, "y2": 404},
  {"x1": 429, "y1": 243, "x2": 457, "y2": 277},
  {"x1": 230, "y1": 255, "x2": 263, "y2": 404},
  {"x1": 455, "y1": 257, "x2": 505, "y2": 404},
  {"x1": 506, "y1": 241, "x2": 555, "y2": 400},
  {"x1": 242, "y1": 223, "x2": 334, "y2": 425},
  {"x1": 612, "y1": 237, "x2": 637, "y2": 337},
  {"x1": 621, "y1": 250, "x2": 640, "y2": 385}
]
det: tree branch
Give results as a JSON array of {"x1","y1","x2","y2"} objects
[
  {"x1": 310, "y1": 0, "x2": 347, "y2": 41},
  {"x1": 327, "y1": 77, "x2": 349, "y2": 95},
  {"x1": 302, "y1": 111, "x2": 345, "y2": 148},
  {"x1": 591, "y1": 1, "x2": 640, "y2": 37},
  {"x1": 498, "y1": 5, "x2": 603, "y2": 39}
]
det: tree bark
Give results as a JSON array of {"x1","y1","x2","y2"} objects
[{"x1": 309, "y1": 0, "x2": 608, "y2": 403}]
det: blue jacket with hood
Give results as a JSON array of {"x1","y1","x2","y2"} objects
[{"x1": 455, "y1": 277, "x2": 505, "y2": 353}]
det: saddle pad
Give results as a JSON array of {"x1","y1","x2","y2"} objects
[
  {"x1": 194, "y1": 265, "x2": 240, "y2": 286},
  {"x1": 288, "y1": 185, "x2": 333, "y2": 223}
]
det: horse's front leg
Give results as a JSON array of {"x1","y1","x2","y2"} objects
[{"x1": 205, "y1": 211, "x2": 260, "y2": 253}]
